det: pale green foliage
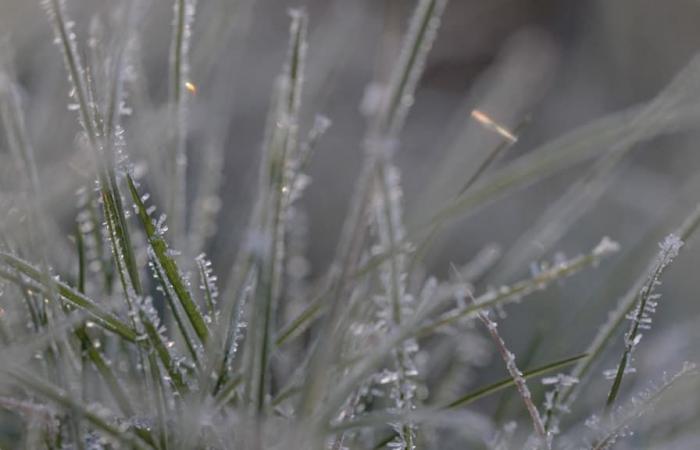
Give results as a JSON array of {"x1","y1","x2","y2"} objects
[{"x1": 0, "y1": 1, "x2": 700, "y2": 450}]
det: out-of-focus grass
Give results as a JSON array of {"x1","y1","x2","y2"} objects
[{"x1": 1, "y1": 0, "x2": 700, "y2": 449}]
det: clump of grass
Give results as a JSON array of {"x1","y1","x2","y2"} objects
[{"x1": 1, "y1": 0, "x2": 700, "y2": 449}]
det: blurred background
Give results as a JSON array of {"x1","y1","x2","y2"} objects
[{"x1": 3, "y1": 0, "x2": 700, "y2": 446}]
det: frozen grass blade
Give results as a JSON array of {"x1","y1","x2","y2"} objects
[
  {"x1": 417, "y1": 237, "x2": 619, "y2": 337},
  {"x1": 591, "y1": 362, "x2": 697, "y2": 450},
  {"x1": 277, "y1": 236, "x2": 618, "y2": 351},
  {"x1": 242, "y1": 8, "x2": 307, "y2": 414},
  {"x1": 0, "y1": 252, "x2": 137, "y2": 341},
  {"x1": 2, "y1": 1, "x2": 700, "y2": 448},
  {"x1": 150, "y1": 256, "x2": 201, "y2": 364},
  {"x1": 196, "y1": 253, "x2": 219, "y2": 322},
  {"x1": 127, "y1": 174, "x2": 210, "y2": 345},
  {"x1": 557, "y1": 203, "x2": 700, "y2": 414},
  {"x1": 371, "y1": 162, "x2": 419, "y2": 448},
  {"x1": 376, "y1": 0, "x2": 449, "y2": 136},
  {"x1": 73, "y1": 232, "x2": 136, "y2": 418},
  {"x1": 41, "y1": 0, "x2": 143, "y2": 301},
  {"x1": 604, "y1": 234, "x2": 683, "y2": 413},
  {"x1": 451, "y1": 265, "x2": 549, "y2": 448}
]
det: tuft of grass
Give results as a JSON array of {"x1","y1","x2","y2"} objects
[{"x1": 1, "y1": 1, "x2": 700, "y2": 449}]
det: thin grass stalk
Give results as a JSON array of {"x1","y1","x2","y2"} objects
[
  {"x1": 591, "y1": 362, "x2": 697, "y2": 450},
  {"x1": 488, "y1": 77, "x2": 686, "y2": 283},
  {"x1": 604, "y1": 234, "x2": 683, "y2": 413},
  {"x1": 127, "y1": 174, "x2": 210, "y2": 345},
  {"x1": 372, "y1": 162, "x2": 419, "y2": 448},
  {"x1": 451, "y1": 266, "x2": 550, "y2": 448},
  {"x1": 196, "y1": 254, "x2": 218, "y2": 321},
  {"x1": 276, "y1": 234, "x2": 618, "y2": 354},
  {"x1": 167, "y1": 0, "x2": 196, "y2": 243},
  {"x1": 556, "y1": 203, "x2": 700, "y2": 413},
  {"x1": 0, "y1": 253, "x2": 137, "y2": 341},
  {"x1": 41, "y1": 0, "x2": 142, "y2": 301},
  {"x1": 150, "y1": 258, "x2": 200, "y2": 364},
  {"x1": 242, "y1": 9, "x2": 307, "y2": 415},
  {"x1": 0, "y1": 62, "x2": 67, "y2": 383},
  {"x1": 416, "y1": 237, "x2": 619, "y2": 337},
  {"x1": 73, "y1": 228, "x2": 136, "y2": 418},
  {"x1": 417, "y1": 55, "x2": 700, "y2": 243}
]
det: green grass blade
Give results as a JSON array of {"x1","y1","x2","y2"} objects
[
  {"x1": 604, "y1": 235, "x2": 682, "y2": 413},
  {"x1": 558, "y1": 203, "x2": 700, "y2": 411},
  {"x1": 444, "y1": 353, "x2": 588, "y2": 409},
  {"x1": 0, "y1": 253, "x2": 137, "y2": 342},
  {"x1": 127, "y1": 174, "x2": 210, "y2": 344},
  {"x1": 243, "y1": 9, "x2": 308, "y2": 413},
  {"x1": 151, "y1": 257, "x2": 200, "y2": 364},
  {"x1": 378, "y1": 0, "x2": 449, "y2": 136},
  {"x1": 73, "y1": 327, "x2": 135, "y2": 417}
]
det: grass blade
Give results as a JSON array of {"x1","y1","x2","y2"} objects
[
  {"x1": 167, "y1": 0, "x2": 196, "y2": 242},
  {"x1": 127, "y1": 174, "x2": 210, "y2": 345},
  {"x1": 444, "y1": 353, "x2": 588, "y2": 409},
  {"x1": 242, "y1": 9, "x2": 308, "y2": 413},
  {"x1": 557, "y1": 203, "x2": 700, "y2": 412},
  {"x1": 417, "y1": 238, "x2": 619, "y2": 337},
  {"x1": 604, "y1": 235, "x2": 683, "y2": 412},
  {"x1": 0, "y1": 252, "x2": 137, "y2": 341}
]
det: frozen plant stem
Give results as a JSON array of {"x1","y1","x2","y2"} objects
[
  {"x1": 244, "y1": 9, "x2": 307, "y2": 415},
  {"x1": 451, "y1": 265, "x2": 550, "y2": 449},
  {"x1": 604, "y1": 234, "x2": 683, "y2": 413},
  {"x1": 555, "y1": 203, "x2": 700, "y2": 416}
]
